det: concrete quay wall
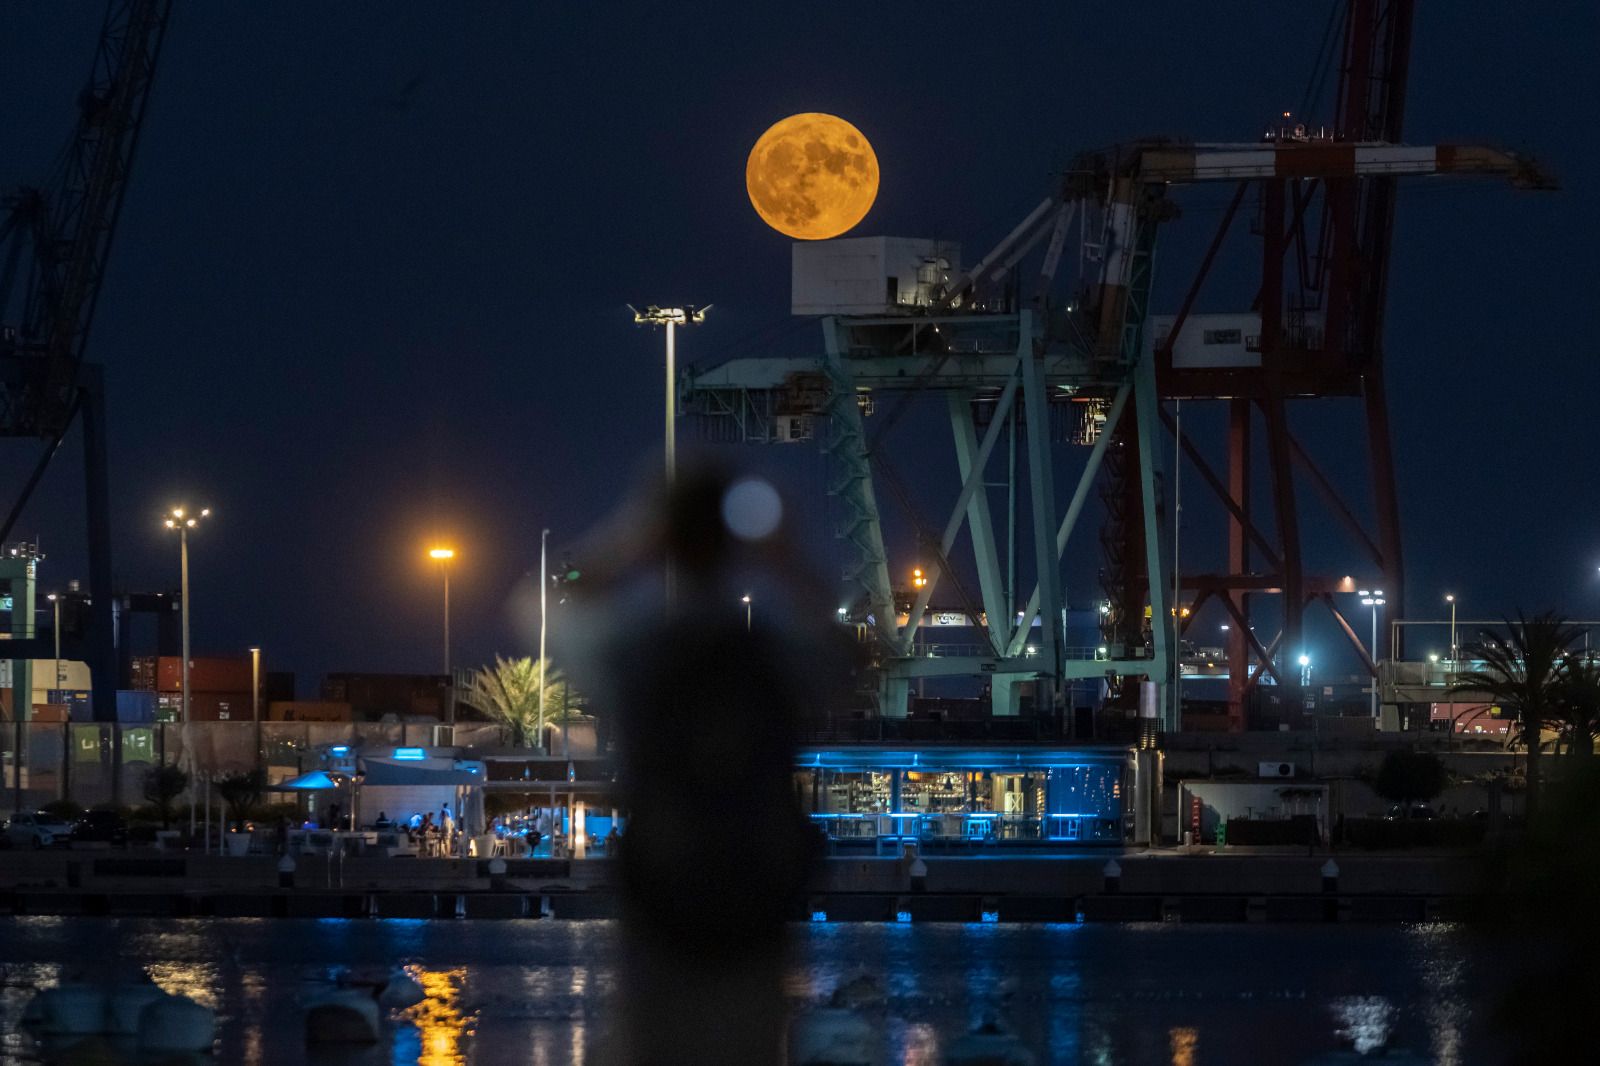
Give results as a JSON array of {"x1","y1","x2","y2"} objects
[{"x1": 0, "y1": 851, "x2": 1490, "y2": 924}]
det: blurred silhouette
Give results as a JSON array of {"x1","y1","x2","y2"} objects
[{"x1": 558, "y1": 459, "x2": 852, "y2": 1065}]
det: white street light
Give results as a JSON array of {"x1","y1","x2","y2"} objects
[
  {"x1": 46, "y1": 593, "x2": 62, "y2": 690},
  {"x1": 630, "y1": 304, "x2": 709, "y2": 488},
  {"x1": 163, "y1": 507, "x2": 211, "y2": 733},
  {"x1": 742, "y1": 594, "x2": 752, "y2": 632},
  {"x1": 1445, "y1": 593, "x2": 1457, "y2": 667},
  {"x1": 1358, "y1": 589, "x2": 1386, "y2": 719}
]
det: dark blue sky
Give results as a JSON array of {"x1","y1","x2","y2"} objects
[{"x1": 2, "y1": 2, "x2": 1596, "y2": 689}]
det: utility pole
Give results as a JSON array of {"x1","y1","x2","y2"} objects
[
  {"x1": 539, "y1": 528, "x2": 549, "y2": 754},
  {"x1": 249, "y1": 646, "x2": 261, "y2": 775}
]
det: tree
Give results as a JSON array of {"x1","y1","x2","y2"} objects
[
  {"x1": 1452, "y1": 612, "x2": 1583, "y2": 821},
  {"x1": 1551, "y1": 655, "x2": 1600, "y2": 759},
  {"x1": 462, "y1": 655, "x2": 575, "y2": 749},
  {"x1": 1373, "y1": 750, "x2": 1448, "y2": 811},
  {"x1": 142, "y1": 763, "x2": 189, "y2": 828},
  {"x1": 213, "y1": 770, "x2": 264, "y2": 832}
]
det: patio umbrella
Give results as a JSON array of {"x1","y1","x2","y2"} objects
[{"x1": 268, "y1": 770, "x2": 339, "y2": 791}]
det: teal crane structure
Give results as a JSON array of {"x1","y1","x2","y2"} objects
[{"x1": 684, "y1": 138, "x2": 1541, "y2": 729}]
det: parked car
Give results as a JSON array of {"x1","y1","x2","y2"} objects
[
  {"x1": 1385, "y1": 803, "x2": 1437, "y2": 821},
  {"x1": 70, "y1": 809, "x2": 129, "y2": 846},
  {"x1": 4, "y1": 810, "x2": 74, "y2": 849}
]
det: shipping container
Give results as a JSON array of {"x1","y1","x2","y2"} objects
[
  {"x1": 116, "y1": 689, "x2": 158, "y2": 724},
  {"x1": 129, "y1": 655, "x2": 158, "y2": 691},
  {"x1": 320, "y1": 673, "x2": 447, "y2": 719},
  {"x1": 156, "y1": 656, "x2": 254, "y2": 694},
  {"x1": 0, "y1": 659, "x2": 91, "y2": 690},
  {"x1": 155, "y1": 690, "x2": 251, "y2": 722},
  {"x1": 267, "y1": 700, "x2": 352, "y2": 723}
]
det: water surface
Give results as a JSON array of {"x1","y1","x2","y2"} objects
[{"x1": 0, "y1": 917, "x2": 1510, "y2": 1064}]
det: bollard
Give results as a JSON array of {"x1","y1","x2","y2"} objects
[
  {"x1": 1321, "y1": 858, "x2": 1339, "y2": 894},
  {"x1": 1103, "y1": 859, "x2": 1122, "y2": 895},
  {"x1": 277, "y1": 854, "x2": 296, "y2": 889},
  {"x1": 902, "y1": 842, "x2": 927, "y2": 893}
]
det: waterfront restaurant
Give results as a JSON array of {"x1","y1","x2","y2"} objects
[{"x1": 795, "y1": 746, "x2": 1130, "y2": 851}]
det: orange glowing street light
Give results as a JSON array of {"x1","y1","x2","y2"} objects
[
  {"x1": 428, "y1": 547, "x2": 456, "y2": 723},
  {"x1": 911, "y1": 567, "x2": 927, "y2": 589}
]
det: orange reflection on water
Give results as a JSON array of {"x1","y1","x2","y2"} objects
[
  {"x1": 402, "y1": 966, "x2": 475, "y2": 1066},
  {"x1": 901, "y1": 1021, "x2": 939, "y2": 1065},
  {"x1": 1169, "y1": 1026, "x2": 1198, "y2": 1066},
  {"x1": 146, "y1": 961, "x2": 220, "y2": 1009}
]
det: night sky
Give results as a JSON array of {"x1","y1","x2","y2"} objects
[{"x1": 2, "y1": 2, "x2": 1596, "y2": 692}]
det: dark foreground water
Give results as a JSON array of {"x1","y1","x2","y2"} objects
[{"x1": 0, "y1": 917, "x2": 1514, "y2": 1064}]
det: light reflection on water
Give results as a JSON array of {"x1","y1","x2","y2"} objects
[
  {"x1": 0, "y1": 917, "x2": 1507, "y2": 1065},
  {"x1": 398, "y1": 967, "x2": 473, "y2": 1066}
]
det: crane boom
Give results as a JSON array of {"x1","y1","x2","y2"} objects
[
  {"x1": 0, "y1": 0, "x2": 173, "y2": 731},
  {"x1": 1, "y1": 0, "x2": 172, "y2": 438}
]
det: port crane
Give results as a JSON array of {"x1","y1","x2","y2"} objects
[
  {"x1": 1, "y1": 0, "x2": 173, "y2": 722},
  {"x1": 683, "y1": 0, "x2": 1549, "y2": 728}
]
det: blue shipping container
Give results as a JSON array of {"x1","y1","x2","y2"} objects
[{"x1": 116, "y1": 689, "x2": 157, "y2": 724}]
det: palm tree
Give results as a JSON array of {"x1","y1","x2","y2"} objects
[
  {"x1": 213, "y1": 770, "x2": 265, "y2": 832},
  {"x1": 143, "y1": 763, "x2": 190, "y2": 828},
  {"x1": 1551, "y1": 655, "x2": 1600, "y2": 759},
  {"x1": 462, "y1": 655, "x2": 572, "y2": 748},
  {"x1": 1452, "y1": 611, "x2": 1583, "y2": 820}
]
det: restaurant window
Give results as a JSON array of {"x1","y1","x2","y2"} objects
[{"x1": 820, "y1": 770, "x2": 893, "y2": 814}]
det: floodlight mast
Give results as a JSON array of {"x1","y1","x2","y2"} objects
[{"x1": 630, "y1": 304, "x2": 709, "y2": 488}]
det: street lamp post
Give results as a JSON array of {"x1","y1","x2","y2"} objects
[
  {"x1": 1359, "y1": 590, "x2": 1386, "y2": 720},
  {"x1": 164, "y1": 508, "x2": 211, "y2": 733},
  {"x1": 46, "y1": 594, "x2": 61, "y2": 690},
  {"x1": 1445, "y1": 593, "x2": 1458, "y2": 745},
  {"x1": 539, "y1": 529, "x2": 549, "y2": 755},
  {"x1": 630, "y1": 304, "x2": 708, "y2": 488},
  {"x1": 1445, "y1": 594, "x2": 1457, "y2": 668},
  {"x1": 742, "y1": 594, "x2": 752, "y2": 632},
  {"x1": 249, "y1": 646, "x2": 261, "y2": 774},
  {"x1": 429, "y1": 548, "x2": 455, "y2": 725}
]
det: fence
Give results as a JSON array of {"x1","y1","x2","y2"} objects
[{"x1": 1, "y1": 720, "x2": 509, "y2": 810}]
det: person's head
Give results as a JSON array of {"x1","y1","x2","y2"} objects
[{"x1": 378, "y1": 811, "x2": 387, "y2": 819}]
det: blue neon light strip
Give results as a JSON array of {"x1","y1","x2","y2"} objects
[{"x1": 393, "y1": 747, "x2": 426, "y2": 761}]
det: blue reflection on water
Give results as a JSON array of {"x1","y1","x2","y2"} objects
[{"x1": 0, "y1": 917, "x2": 1505, "y2": 1066}]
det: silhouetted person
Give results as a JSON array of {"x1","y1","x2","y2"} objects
[{"x1": 564, "y1": 462, "x2": 849, "y2": 1065}]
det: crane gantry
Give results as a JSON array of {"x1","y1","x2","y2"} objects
[
  {"x1": 1, "y1": 0, "x2": 173, "y2": 722},
  {"x1": 683, "y1": 0, "x2": 1549, "y2": 729}
]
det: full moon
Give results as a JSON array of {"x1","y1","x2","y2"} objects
[{"x1": 746, "y1": 113, "x2": 879, "y2": 240}]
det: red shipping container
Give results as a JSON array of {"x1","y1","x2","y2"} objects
[
  {"x1": 170, "y1": 690, "x2": 252, "y2": 722},
  {"x1": 156, "y1": 656, "x2": 253, "y2": 694}
]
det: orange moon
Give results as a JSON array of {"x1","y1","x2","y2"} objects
[{"x1": 746, "y1": 113, "x2": 879, "y2": 240}]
